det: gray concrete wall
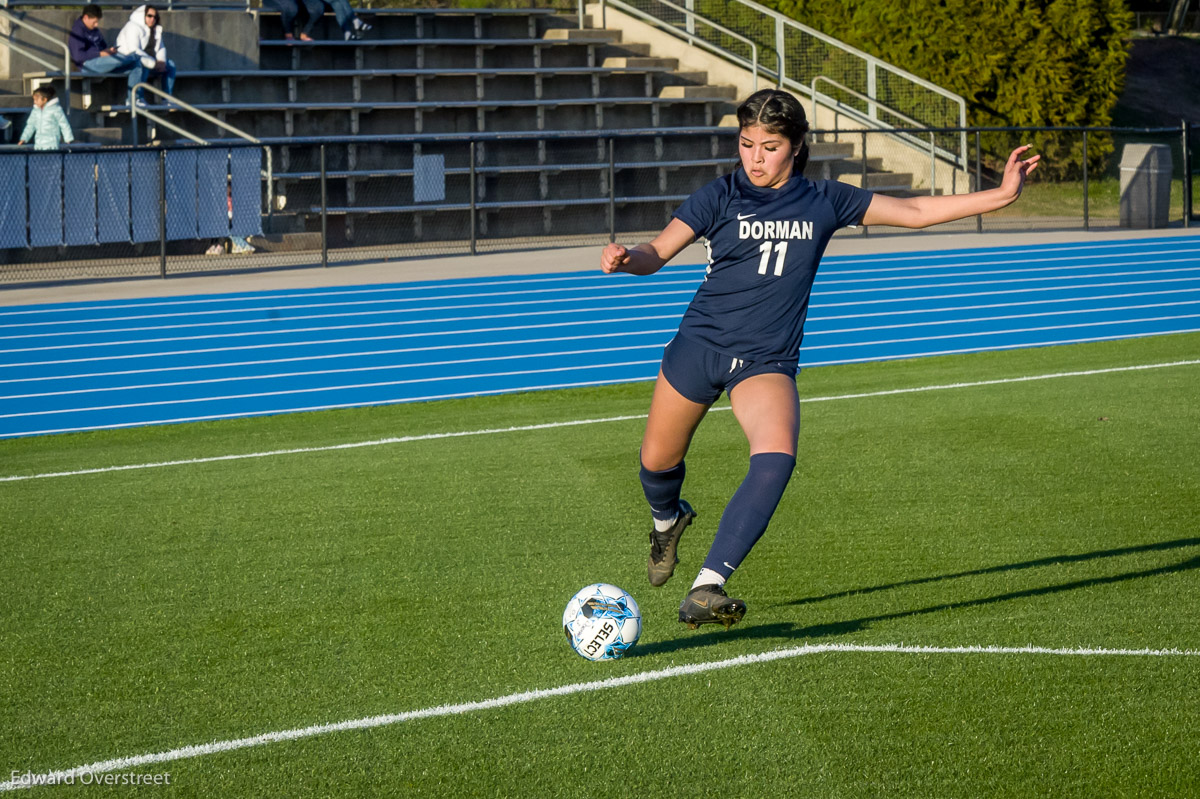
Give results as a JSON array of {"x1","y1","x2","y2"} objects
[{"x1": 1, "y1": 8, "x2": 260, "y2": 79}]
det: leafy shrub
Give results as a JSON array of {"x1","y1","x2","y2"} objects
[{"x1": 757, "y1": 0, "x2": 1134, "y2": 178}]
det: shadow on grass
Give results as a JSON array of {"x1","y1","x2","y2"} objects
[
  {"x1": 783, "y1": 536, "x2": 1200, "y2": 608},
  {"x1": 629, "y1": 538, "x2": 1200, "y2": 658}
]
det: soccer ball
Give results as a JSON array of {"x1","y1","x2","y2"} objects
[{"x1": 562, "y1": 583, "x2": 641, "y2": 661}]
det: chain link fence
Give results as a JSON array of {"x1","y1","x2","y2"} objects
[{"x1": 0, "y1": 124, "x2": 1194, "y2": 285}]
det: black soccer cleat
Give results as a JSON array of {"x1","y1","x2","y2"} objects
[
  {"x1": 678, "y1": 583, "x2": 746, "y2": 630},
  {"x1": 647, "y1": 500, "x2": 695, "y2": 587}
]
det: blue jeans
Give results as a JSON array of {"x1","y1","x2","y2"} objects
[
  {"x1": 325, "y1": 0, "x2": 355, "y2": 32},
  {"x1": 80, "y1": 52, "x2": 144, "y2": 95},
  {"x1": 273, "y1": 0, "x2": 325, "y2": 36},
  {"x1": 142, "y1": 59, "x2": 177, "y2": 102}
]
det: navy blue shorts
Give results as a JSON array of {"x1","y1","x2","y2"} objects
[{"x1": 659, "y1": 334, "x2": 799, "y2": 405}]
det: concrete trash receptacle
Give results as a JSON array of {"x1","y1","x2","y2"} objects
[{"x1": 1119, "y1": 144, "x2": 1173, "y2": 228}]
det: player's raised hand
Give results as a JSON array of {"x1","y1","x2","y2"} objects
[
  {"x1": 601, "y1": 242, "x2": 631, "y2": 273},
  {"x1": 1000, "y1": 145, "x2": 1041, "y2": 201}
]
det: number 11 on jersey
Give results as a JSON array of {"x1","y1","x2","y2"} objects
[{"x1": 757, "y1": 241, "x2": 788, "y2": 276}]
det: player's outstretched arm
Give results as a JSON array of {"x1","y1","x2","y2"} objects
[
  {"x1": 861, "y1": 145, "x2": 1041, "y2": 229},
  {"x1": 601, "y1": 218, "x2": 697, "y2": 275}
]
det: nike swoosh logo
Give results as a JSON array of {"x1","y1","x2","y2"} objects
[{"x1": 737, "y1": 213, "x2": 756, "y2": 220}]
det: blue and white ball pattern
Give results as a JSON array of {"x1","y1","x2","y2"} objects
[{"x1": 563, "y1": 583, "x2": 641, "y2": 661}]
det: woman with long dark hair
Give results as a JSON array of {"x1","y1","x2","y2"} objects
[{"x1": 601, "y1": 88, "x2": 1040, "y2": 629}]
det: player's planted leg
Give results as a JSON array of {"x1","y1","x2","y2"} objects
[{"x1": 678, "y1": 583, "x2": 746, "y2": 629}]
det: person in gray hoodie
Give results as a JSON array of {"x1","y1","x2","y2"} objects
[
  {"x1": 115, "y1": 4, "x2": 176, "y2": 106},
  {"x1": 18, "y1": 86, "x2": 74, "y2": 150}
]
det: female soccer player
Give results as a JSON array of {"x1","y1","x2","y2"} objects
[{"x1": 600, "y1": 88, "x2": 1040, "y2": 629}]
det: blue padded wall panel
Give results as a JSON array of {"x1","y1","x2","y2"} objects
[
  {"x1": 28, "y1": 154, "x2": 63, "y2": 248},
  {"x1": 130, "y1": 151, "x2": 160, "y2": 243},
  {"x1": 197, "y1": 149, "x2": 230, "y2": 238},
  {"x1": 97, "y1": 153, "x2": 131, "y2": 244},
  {"x1": 64, "y1": 153, "x2": 98, "y2": 246},
  {"x1": 0, "y1": 155, "x2": 27, "y2": 249},
  {"x1": 230, "y1": 148, "x2": 262, "y2": 236},
  {"x1": 165, "y1": 149, "x2": 198, "y2": 241}
]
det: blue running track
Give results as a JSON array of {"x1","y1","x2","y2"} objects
[{"x1": 1, "y1": 235, "x2": 1198, "y2": 439}]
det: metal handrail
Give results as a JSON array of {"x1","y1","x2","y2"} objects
[
  {"x1": 606, "y1": 0, "x2": 968, "y2": 171},
  {"x1": 130, "y1": 81, "x2": 274, "y2": 211},
  {"x1": 0, "y1": 8, "x2": 71, "y2": 109},
  {"x1": 812, "y1": 75, "x2": 951, "y2": 195},
  {"x1": 601, "y1": 0, "x2": 767, "y2": 92},
  {"x1": 811, "y1": 75, "x2": 921, "y2": 129}
]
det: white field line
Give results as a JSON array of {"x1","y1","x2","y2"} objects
[
  {"x1": 6, "y1": 286, "x2": 1198, "y2": 372},
  {"x1": 2, "y1": 359, "x2": 1197, "y2": 481},
  {"x1": 5, "y1": 313, "x2": 1199, "y2": 415},
  {"x1": 5, "y1": 303, "x2": 1200, "y2": 400},
  {"x1": 7, "y1": 333, "x2": 1200, "y2": 438},
  {"x1": 5, "y1": 263, "x2": 1199, "y2": 342},
  {"x1": 7, "y1": 253, "x2": 1200, "y2": 330},
  {"x1": 1, "y1": 238, "x2": 1194, "y2": 320},
  {"x1": 1, "y1": 641, "x2": 1196, "y2": 792}
]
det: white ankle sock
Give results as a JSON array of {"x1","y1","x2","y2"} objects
[
  {"x1": 691, "y1": 568, "x2": 725, "y2": 590},
  {"x1": 652, "y1": 514, "x2": 677, "y2": 533}
]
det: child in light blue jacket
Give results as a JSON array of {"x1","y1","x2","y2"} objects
[{"x1": 18, "y1": 86, "x2": 74, "y2": 150}]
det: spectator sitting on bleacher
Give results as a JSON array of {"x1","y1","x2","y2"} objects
[
  {"x1": 272, "y1": 0, "x2": 372, "y2": 42},
  {"x1": 69, "y1": 4, "x2": 148, "y2": 100},
  {"x1": 272, "y1": 0, "x2": 322, "y2": 42},
  {"x1": 324, "y1": 0, "x2": 373, "y2": 41},
  {"x1": 116, "y1": 5, "x2": 177, "y2": 107},
  {"x1": 18, "y1": 86, "x2": 74, "y2": 150}
]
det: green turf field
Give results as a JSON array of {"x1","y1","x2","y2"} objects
[{"x1": 2, "y1": 333, "x2": 1198, "y2": 797}]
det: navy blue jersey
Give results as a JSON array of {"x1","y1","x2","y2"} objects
[{"x1": 672, "y1": 168, "x2": 873, "y2": 360}]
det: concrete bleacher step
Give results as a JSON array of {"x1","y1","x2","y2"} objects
[
  {"x1": 659, "y1": 85, "x2": 737, "y2": 100},
  {"x1": 602, "y1": 55, "x2": 678, "y2": 70},
  {"x1": 78, "y1": 127, "x2": 124, "y2": 145},
  {"x1": 597, "y1": 42, "x2": 652, "y2": 59},
  {"x1": 838, "y1": 171, "x2": 916, "y2": 192},
  {"x1": 543, "y1": 28, "x2": 622, "y2": 43},
  {"x1": 810, "y1": 141, "x2": 857, "y2": 159}
]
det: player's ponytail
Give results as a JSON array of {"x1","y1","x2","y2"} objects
[{"x1": 736, "y1": 89, "x2": 810, "y2": 176}]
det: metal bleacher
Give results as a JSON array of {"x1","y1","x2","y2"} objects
[{"x1": 2, "y1": 3, "x2": 915, "y2": 254}]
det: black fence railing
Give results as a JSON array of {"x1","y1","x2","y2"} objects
[{"x1": 0, "y1": 124, "x2": 1194, "y2": 286}]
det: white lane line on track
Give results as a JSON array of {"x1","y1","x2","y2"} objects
[
  {"x1": 7, "y1": 287, "x2": 1198, "y2": 372},
  {"x1": 2, "y1": 359, "x2": 1196, "y2": 480},
  {"x1": 5, "y1": 315, "x2": 1198, "y2": 414},
  {"x1": 7, "y1": 251, "x2": 1200, "y2": 329},
  {"x1": 0, "y1": 330, "x2": 677, "y2": 383},
  {"x1": 0, "y1": 342, "x2": 673, "y2": 400},
  {"x1": 9, "y1": 260, "x2": 1200, "y2": 338},
  {"x1": 2, "y1": 237, "x2": 1193, "y2": 318},
  {"x1": 5, "y1": 303, "x2": 1200, "y2": 398},
  {"x1": 1, "y1": 641, "x2": 1195, "y2": 792},
  {"x1": 5, "y1": 274, "x2": 1200, "y2": 353},
  {"x1": 7, "y1": 338, "x2": 1200, "y2": 438},
  {"x1": 0, "y1": 311, "x2": 688, "y2": 356}
]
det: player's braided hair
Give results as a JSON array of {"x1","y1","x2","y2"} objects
[{"x1": 735, "y1": 89, "x2": 810, "y2": 176}]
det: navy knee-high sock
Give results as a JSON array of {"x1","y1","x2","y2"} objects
[
  {"x1": 702, "y1": 452, "x2": 796, "y2": 579},
  {"x1": 639, "y1": 459, "x2": 686, "y2": 522}
]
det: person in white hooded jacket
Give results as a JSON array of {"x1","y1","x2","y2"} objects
[{"x1": 116, "y1": 5, "x2": 176, "y2": 106}]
